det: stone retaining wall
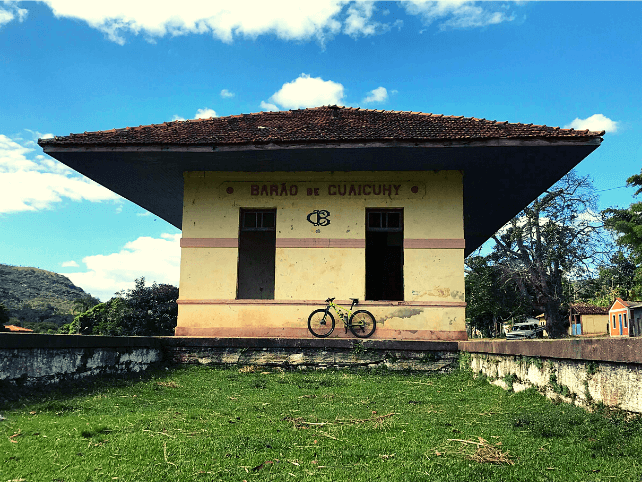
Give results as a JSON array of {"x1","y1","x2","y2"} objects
[
  {"x1": 0, "y1": 335, "x2": 460, "y2": 394},
  {"x1": 3, "y1": 334, "x2": 642, "y2": 413},
  {"x1": 461, "y1": 338, "x2": 642, "y2": 413},
  {"x1": 162, "y1": 337, "x2": 459, "y2": 372},
  {"x1": 0, "y1": 333, "x2": 163, "y2": 392}
]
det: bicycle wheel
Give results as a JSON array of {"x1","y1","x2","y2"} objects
[
  {"x1": 308, "y1": 309, "x2": 335, "y2": 338},
  {"x1": 349, "y1": 310, "x2": 376, "y2": 338}
]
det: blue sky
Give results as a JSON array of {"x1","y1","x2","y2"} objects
[{"x1": 0, "y1": 1, "x2": 640, "y2": 301}]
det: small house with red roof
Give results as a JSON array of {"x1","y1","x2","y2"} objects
[
  {"x1": 1, "y1": 325, "x2": 34, "y2": 333},
  {"x1": 38, "y1": 106, "x2": 603, "y2": 340},
  {"x1": 608, "y1": 298, "x2": 642, "y2": 337},
  {"x1": 569, "y1": 303, "x2": 609, "y2": 336}
]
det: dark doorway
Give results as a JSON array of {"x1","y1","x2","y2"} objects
[
  {"x1": 366, "y1": 209, "x2": 403, "y2": 301},
  {"x1": 237, "y1": 209, "x2": 276, "y2": 299}
]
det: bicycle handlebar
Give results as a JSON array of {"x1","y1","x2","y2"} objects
[{"x1": 325, "y1": 297, "x2": 360, "y2": 305}]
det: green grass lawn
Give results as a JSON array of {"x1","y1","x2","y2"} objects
[{"x1": 1, "y1": 365, "x2": 641, "y2": 481}]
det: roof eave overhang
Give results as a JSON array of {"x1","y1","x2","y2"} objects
[
  {"x1": 40, "y1": 137, "x2": 602, "y2": 257},
  {"x1": 41, "y1": 136, "x2": 602, "y2": 153}
]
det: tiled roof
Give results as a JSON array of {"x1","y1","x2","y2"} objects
[
  {"x1": 614, "y1": 298, "x2": 642, "y2": 309},
  {"x1": 570, "y1": 303, "x2": 608, "y2": 315},
  {"x1": 2, "y1": 325, "x2": 34, "y2": 332},
  {"x1": 38, "y1": 106, "x2": 605, "y2": 148}
]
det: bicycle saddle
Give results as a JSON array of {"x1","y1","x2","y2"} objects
[
  {"x1": 326, "y1": 297, "x2": 336, "y2": 302},
  {"x1": 350, "y1": 298, "x2": 359, "y2": 304}
]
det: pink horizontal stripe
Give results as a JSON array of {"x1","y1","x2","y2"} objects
[
  {"x1": 177, "y1": 299, "x2": 466, "y2": 307},
  {"x1": 404, "y1": 239, "x2": 465, "y2": 249},
  {"x1": 181, "y1": 238, "x2": 465, "y2": 249},
  {"x1": 276, "y1": 238, "x2": 365, "y2": 248},
  {"x1": 180, "y1": 238, "x2": 238, "y2": 248},
  {"x1": 173, "y1": 326, "x2": 468, "y2": 341}
]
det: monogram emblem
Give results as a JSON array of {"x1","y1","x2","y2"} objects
[{"x1": 307, "y1": 210, "x2": 331, "y2": 226}]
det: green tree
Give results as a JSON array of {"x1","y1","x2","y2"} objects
[
  {"x1": 603, "y1": 168, "x2": 642, "y2": 298},
  {"x1": 71, "y1": 278, "x2": 178, "y2": 336},
  {"x1": 72, "y1": 295, "x2": 101, "y2": 314},
  {"x1": 489, "y1": 171, "x2": 609, "y2": 337},
  {"x1": 0, "y1": 303, "x2": 10, "y2": 330},
  {"x1": 71, "y1": 298, "x2": 128, "y2": 335},
  {"x1": 117, "y1": 278, "x2": 178, "y2": 336},
  {"x1": 465, "y1": 256, "x2": 532, "y2": 337}
]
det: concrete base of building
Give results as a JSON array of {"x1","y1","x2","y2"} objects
[{"x1": 173, "y1": 326, "x2": 468, "y2": 340}]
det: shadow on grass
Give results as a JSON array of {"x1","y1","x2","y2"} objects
[
  {"x1": 1, "y1": 362, "x2": 454, "y2": 411},
  {"x1": 0, "y1": 362, "x2": 181, "y2": 410}
]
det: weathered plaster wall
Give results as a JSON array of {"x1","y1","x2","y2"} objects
[
  {"x1": 0, "y1": 335, "x2": 460, "y2": 393},
  {"x1": 3, "y1": 335, "x2": 642, "y2": 414},
  {"x1": 275, "y1": 248, "x2": 364, "y2": 299},
  {"x1": 176, "y1": 303, "x2": 465, "y2": 340},
  {"x1": 0, "y1": 334, "x2": 163, "y2": 393},
  {"x1": 163, "y1": 337, "x2": 460, "y2": 372},
  {"x1": 469, "y1": 354, "x2": 642, "y2": 413},
  {"x1": 461, "y1": 338, "x2": 642, "y2": 413},
  {"x1": 177, "y1": 170, "x2": 466, "y2": 339}
]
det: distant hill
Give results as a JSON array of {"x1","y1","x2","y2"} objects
[{"x1": 0, "y1": 264, "x2": 96, "y2": 332}]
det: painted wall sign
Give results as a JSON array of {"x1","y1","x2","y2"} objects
[
  {"x1": 306, "y1": 210, "x2": 331, "y2": 226},
  {"x1": 221, "y1": 182, "x2": 425, "y2": 199}
]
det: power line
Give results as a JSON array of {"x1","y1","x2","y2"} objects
[{"x1": 596, "y1": 185, "x2": 628, "y2": 193}]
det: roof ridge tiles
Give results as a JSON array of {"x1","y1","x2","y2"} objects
[{"x1": 37, "y1": 105, "x2": 605, "y2": 146}]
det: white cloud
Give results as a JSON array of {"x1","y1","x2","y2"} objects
[
  {"x1": 41, "y1": 0, "x2": 345, "y2": 45},
  {"x1": 220, "y1": 89, "x2": 235, "y2": 98},
  {"x1": 362, "y1": 86, "x2": 388, "y2": 104},
  {"x1": 61, "y1": 260, "x2": 79, "y2": 268},
  {"x1": 65, "y1": 233, "x2": 181, "y2": 301},
  {"x1": 194, "y1": 108, "x2": 217, "y2": 119},
  {"x1": 0, "y1": 133, "x2": 120, "y2": 213},
  {"x1": 172, "y1": 114, "x2": 186, "y2": 121},
  {"x1": 264, "y1": 73, "x2": 345, "y2": 110},
  {"x1": 0, "y1": 4, "x2": 28, "y2": 28},
  {"x1": 402, "y1": 1, "x2": 515, "y2": 30},
  {"x1": 259, "y1": 101, "x2": 279, "y2": 112},
  {"x1": 37, "y1": 2, "x2": 517, "y2": 46},
  {"x1": 344, "y1": 1, "x2": 388, "y2": 38},
  {"x1": 564, "y1": 114, "x2": 618, "y2": 133},
  {"x1": 136, "y1": 211, "x2": 152, "y2": 217}
]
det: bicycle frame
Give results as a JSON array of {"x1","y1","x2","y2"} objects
[{"x1": 326, "y1": 299, "x2": 359, "y2": 331}]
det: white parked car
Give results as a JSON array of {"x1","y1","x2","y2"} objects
[{"x1": 506, "y1": 321, "x2": 544, "y2": 340}]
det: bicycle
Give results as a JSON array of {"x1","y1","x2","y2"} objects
[{"x1": 307, "y1": 297, "x2": 376, "y2": 338}]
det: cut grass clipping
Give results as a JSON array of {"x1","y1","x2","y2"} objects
[
  {"x1": 2, "y1": 365, "x2": 642, "y2": 481},
  {"x1": 435, "y1": 436, "x2": 514, "y2": 465}
]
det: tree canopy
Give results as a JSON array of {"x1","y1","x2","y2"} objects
[
  {"x1": 465, "y1": 256, "x2": 532, "y2": 336},
  {"x1": 0, "y1": 303, "x2": 11, "y2": 329},
  {"x1": 602, "y1": 168, "x2": 642, "y2": 300},
  {"x1": 487, "y1": 171, "x2": 609, "y2": 337},
  {"x1": 71, "y1": 278, "x2": 178, "y2": 336}
]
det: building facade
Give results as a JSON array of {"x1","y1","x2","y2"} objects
[
  {"x1": 568, "y1": 303, "x2": 608, "y2": 336},
  {"x1": 177, "y1": 170, "x2": 466, "y2": 339},
  {"x1": 609, "y1": 298, "x2": 642, "y2": 337},
  {"x1": 38, "y1": 106, "x2": 604, "y2": 340}
]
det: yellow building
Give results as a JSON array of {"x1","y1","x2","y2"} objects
[
  {"x1": 39, "y1": 106, "x2": 604, "y2": 340},
  {"x1": 569, "y1": 303, "x2": 609, "y2": 336}
]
